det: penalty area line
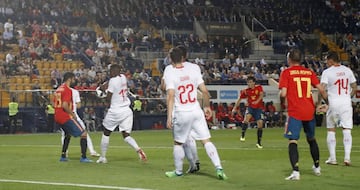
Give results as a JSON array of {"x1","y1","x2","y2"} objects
[{"x1": 0, "y1": 179, "x2": 154, "y2": 190}]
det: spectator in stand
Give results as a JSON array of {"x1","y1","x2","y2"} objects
[
  {"x1": 61, "y1": 45, "x2": 73, "y2": 60},
  {"x1": 85, "y1": 44, "x2": 95, "y2": 58},
  {"x1": 123, "y1": 25, "x2": 134, "y2": 42},
  {"x1": 70, "y1": 30, "x2": 79, "y2": 44},
  {"x1": 81, "y1": 31, "x2": 91, "y2": 45},
  {"x1": 50, "y1": 68, "x2": 62, "y2": 85},
  {"x1": 3, "y1": 18, "x2": 14, "y2": 42}
]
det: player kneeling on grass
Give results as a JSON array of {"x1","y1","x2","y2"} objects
[
  {"x1": 96, "y1": 64, "x2": 147, "y2": 164},
  {"x1": 163, "y1": 47, "x2": 227, "y2": 180}
]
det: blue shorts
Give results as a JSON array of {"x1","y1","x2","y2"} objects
[
  {"x1": 284, "y1": 116, "x2": 316, "y2": 140},
  {"x1": 61, "y1": 118, "x2": 85, "y2": 137},
  {"x1": 246, "y1": 107, "x2": 263, "y2": 121}
]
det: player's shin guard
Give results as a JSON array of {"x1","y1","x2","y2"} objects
[
  {"x1": 307, "y1": 139, "x2": 320, "y2": 168},
  {"x1": 288, "y1": 143, "x2": 299, "y2": 171},
  {"x1": 184, "y1": 139, "x2": 196, "y2": 168},
  {"x1": 241, "y1": 123, "x2": 248, "y2": 138},
  {"x1": 326, "y1": 131, "x2": 336, "y2": 160},
  {"x1": 343, "y1": 129, "x2": 352, "y2": 161},
  {"x1": 257, "y1": 128, "x2": 263, "y2": 145},
  {"x1": 173, "y1": 145, "x2": 185, "y2": 174},
  {"x1": 80, "y1": 137, "x2": 87, "y2": 158},
  {"x1": 61, "y1": 135, "x2": 71, "y2": 158}
]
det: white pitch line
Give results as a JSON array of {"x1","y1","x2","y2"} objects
[{"x1": 0, "y1": 179, "x2": 154, "y2": 190}]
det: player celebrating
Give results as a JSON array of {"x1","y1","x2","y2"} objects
[
  {"x1": 163, "y1": 47, "x2": 227, "y2": 180},
  {"x1": 279, "y1": 49, "x2": 327, "y2": 180},
  {"x1": 96, "y1": 64, "x2": 147, "y2": 164},
  {"x1": 232, "y1": 76, "x2": 265, "y2": 148},
  {"x1": 54, "y1": 72, "x2": 92, "y2": 163},
  {"x1": 320, "y1": 51, "x2": 357, "y2": 166}
]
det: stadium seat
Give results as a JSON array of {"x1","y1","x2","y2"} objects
[
  {"x1": 50, "y1": 61, "x2": 57, "y2": 68},
  {"x1": 36, "y1": 61, "x2": 43, "y2": 69},
  {"x1": 56, "y1": 61, "x2": 64, "y2": 70},
  {"x1": 16, "y1": 77, "x2": 23, "y2": 84},
  {"x1": 9, "y1": 77, "x2": 16, "y2": 83},
  {"x1": 24, "y1": 85, "x2": 31, "y2": 90},
  {"x1": 1, "y1": 91, "x2": 10, "y2": 107},
  {"x1": 44, "y1": 69, "x2": 51, "y2": 76},
  {"x1": 54, "y1": 53, "x2": 63, "y2": 61},
  {"x1": 23, "y1": 77, "x2": 30, "y2": 84},
  {"x1": 64, "y1": 63, "x2": 71, "y2": 70},
  {"x1": 42, "y1": 62, "x2": 50, "y2": 69},
  {"x1": 16, "y1": 84, "x2": 24, "y2": 90},
  {"x1": 9, "y1": 84, "x2": 17, "y2": 91}
]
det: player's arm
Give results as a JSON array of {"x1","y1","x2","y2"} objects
[
  {"x1": 317, "y1": 83, "x2": 328, "y2": 105},
  {"x1": 315, "y1": 83, "x2": 329, "y2": 112},
  {"x1": 160, "y1": 78, "x2": 166, "y2": 92},
  {"x1": 104, "y1": 91, "x2": 112, "y2": 108},
  {"x1": 232, "y1": 97, "x2": 241, "y2": 113},
  {"x1": 166, "y1": 89, "x2": 175, "y2": 129},
  {"x1": 350, "y1": 82, "x2": 357, "y2": 98},
  {"x1": 232, "y1": 90, "x2": 244, "y2": 113},
  {"x1": 316, "y1": 83, "x2": 328, "y2": 104},
  {"x1": 99, "y1": 81, "x2": 109, "y2": 91},
  {"x1": 279, "y1": 87, "x2": 287, "y2": 98},
  {"x1": 255, "y1": 90, "x2": 264, "y2": 104},
  {"x1": 198, "y1": 83, "x2": 211, "y2": 119},
  {"x1": 62, "y1": 101, "x2": 76, "y2": 119}
]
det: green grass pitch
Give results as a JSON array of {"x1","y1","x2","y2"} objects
[{"x1": 0, "y1": 127, "x2": 359, "y2": 190}]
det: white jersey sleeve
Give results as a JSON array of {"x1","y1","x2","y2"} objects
[{"x1": 71, "y1": 88, "x2": 81, "y2": 113}]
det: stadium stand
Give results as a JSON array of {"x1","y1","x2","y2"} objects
[{"x1": 0, "y1": 0, "x2": 359, "y2": 132}]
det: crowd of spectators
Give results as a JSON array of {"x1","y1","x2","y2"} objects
[{"x1": 0, "y1": 0, "x2": 359, "y2": 129}]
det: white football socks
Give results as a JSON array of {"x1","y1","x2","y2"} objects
[
  {"x1": 204, "y1": 142, "x2": 222, "y2": 169},
  {"x1": 183, "y1": 139, "x2": 196, "y2": 168},
  {"x1": 87, "y1": 133, "x2": 96, "y2": 153},
  {"x1": 124, "y1": 136, "x2": 140, "y2": 151},
  {"x1": 173, "y1": 145, "x2": 185, "y2": 174},
  {"x1": 343, "y1": 129, "x2": 352, "y2": 161},
  {"x1": 100, "y1": 134, "x2": 110, "y2": 158},
  {"x1": 326, "y1": 131, "x2": 336, "y2": 161}
]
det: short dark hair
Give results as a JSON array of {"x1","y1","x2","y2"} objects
[
  {"x1": 169, "y1": 47, "x2": 183, "y2": 64},
  {"x1": 326, "y1": 51, "x2": 339, "y2": 62},
  {"x1": 110, "y1": 64, "x2": 121, "y2": 76},
  {"x1": 247, "y1": 76, "x2": 256, "y2": 82},
  {"x1": 176, "y1": 45, "x2": 187, "y2": 59},
  {"x1": 287, "y1": 48, "x2": 302, "y2": 62},
  {"x1": 63, "y1": 72, "x2": 75, "y2": 82}
]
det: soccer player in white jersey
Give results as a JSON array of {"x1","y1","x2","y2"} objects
[
  {"x1": 320, "y1": 51, "x2": 357, "y2": 166},
  {"x1": 161, "y1": 45, "x2": 200, "y2": 173},
  {"x1": 60, "y1": 87, "x2": 100, "y2": 157},
  {"x1": 163, "y1": 47, "x2": 227, "y2": 180},
  {"x1": 96, "y1": 64, "x2": 147, "y2": 164}
]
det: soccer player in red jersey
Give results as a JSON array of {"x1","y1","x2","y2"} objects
[
  {"x1": 279, "y1": 49, "x2": 327, "y2": 180},
  {"x1": 232, "y1": 76, "x2": 265, "y2": 148},
  {"x1": 54, "y1": 72, "x2": 91, "y2": 163}
]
